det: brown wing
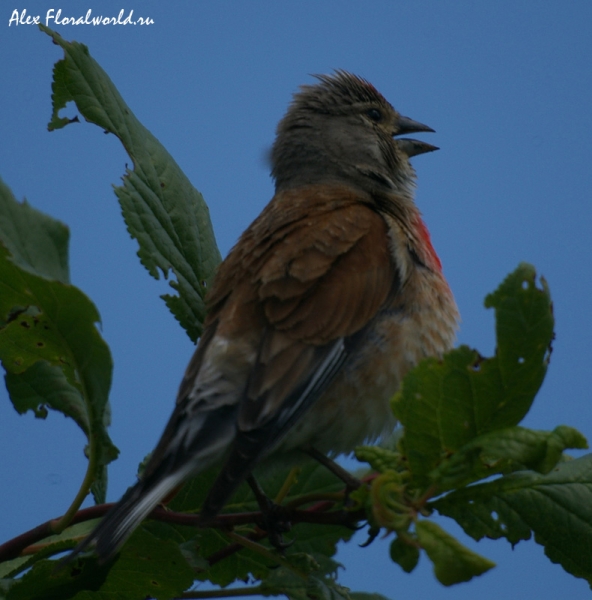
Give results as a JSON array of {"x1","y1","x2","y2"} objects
[
  {"x1": 199, "y1": 184, "x2": 398, "y2": 518},
  {"x1": 242, "y1": 199, "x2": 395, "y2": 426}
]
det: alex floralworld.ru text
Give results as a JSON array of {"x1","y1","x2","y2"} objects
[{"x1": 8, "y1": 9, "x2": 154, "y2": 26}]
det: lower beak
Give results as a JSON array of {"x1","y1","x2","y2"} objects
[{"x1": 397, "y1": 139, "x2": 439, "y2": 157}]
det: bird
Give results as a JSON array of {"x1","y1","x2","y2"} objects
[{"x1": 66, "y1": 70, "x2": 459, "y2": 563}]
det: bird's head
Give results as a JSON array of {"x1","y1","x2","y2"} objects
[{"x1": 271, "y1": 70, "x2": 437, "y2": 196}]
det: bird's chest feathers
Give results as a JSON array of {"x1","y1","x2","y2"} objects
[{"x1": 284, "y1": 215, "x2": 458, "y2": 454}]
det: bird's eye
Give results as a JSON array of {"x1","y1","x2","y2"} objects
[{"x1": 366, "y1": 108, "x2": 383, "y2": 122}]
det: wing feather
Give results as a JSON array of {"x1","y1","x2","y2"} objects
[{"x1": 200, "y1": 185, "x2": 398, "y2": 517}]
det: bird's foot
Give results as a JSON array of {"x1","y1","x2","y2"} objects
[{"x1": 247, "y1": 476, "x2": 293, "y2": 552}]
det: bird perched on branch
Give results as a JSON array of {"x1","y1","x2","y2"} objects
[{"x1": 68, "y1": 70, "x2": 459, "y2": 562}]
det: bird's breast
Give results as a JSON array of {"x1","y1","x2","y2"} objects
[{"x1": 277, "y1": 262, "x2": 459, "y2": 456}]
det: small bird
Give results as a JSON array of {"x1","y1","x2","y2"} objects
[{"x1": 69, "y1": 71, "x2": 459, "y2": 562}]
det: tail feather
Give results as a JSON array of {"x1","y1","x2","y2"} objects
[
  {"x1": 60, "y1": 405, "x2": 238, "y2": 566},
  {"x1": 64, "y1": 468, "x2": 190, "y2": 565},
  {"x1": 96, "y1": 473, "x2": 184, "y2": 560}
]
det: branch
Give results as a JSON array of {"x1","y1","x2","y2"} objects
[
  {"x1": 179, "y1": 586, "x2": 266, "y2": 599},
  {"x1": 0, "y1": 500, "x2": 366, "y2": 564}
]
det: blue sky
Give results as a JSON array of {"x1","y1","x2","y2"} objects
[{"x1": 2, "y1": 2, "x2": 592, "y2": 598}]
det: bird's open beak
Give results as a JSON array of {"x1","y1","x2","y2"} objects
[{"x1": 394, "y1": 115, "x2": 437, "y2": 157}]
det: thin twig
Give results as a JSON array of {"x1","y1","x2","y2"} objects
[
  {"x1": 274, "y1": 467, "x2": 301, "y2": 504},
  {"x1": 179, "y1": 586, "x2": 266, "y2": 599}
]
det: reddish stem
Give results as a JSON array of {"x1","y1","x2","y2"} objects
[{"x1": 0, "y1": 501, "x2": 366, "y2": 564}]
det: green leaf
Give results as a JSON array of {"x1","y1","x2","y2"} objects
[
  {"x1": 193, "y1": 527, "x2": 273, "y2": 588},
  {"x1": 415, "y1": 521, "x2": 495, "y2": 586},
  {"x1": 0, "y1": 556, "x2": 28, "y2": 581},
  {"x1": 0, "y1": 521, "x2": 99, "y2": 581},
  {"x1": 0, "y1": 179, "x2": 116, "y2": 504},
  {"x1": 392, "y1": 263, "x2": 554, "y2": 484},
  {"x1": 431, "y1": 454, "x2": 592, "y2": 586},
  {"x1": 40, "y1": 24, "x2": 222, "y2": 342},
  {"x1": 6, "y1": 529, "x2": 194, "y2": 600},
  {"x1": 0, "y1": 578, "x2": 18, "y2": 600},
  {"x1": 389, "y1": 536, "x2": 419, "y2": 573},
  {"x1": 473, "y1": 425, "x2": 587, "y2": 474},
  {"x1": 305, "y1": 575, "x2": 352, "y2": 600},
  {"x1": 260, "y1": 566, "x2": 309, "y2": 600},
  {"x1": 5, "y1": 361, "x2": 88, "y2": 430},
  {"x1": 429, "y1": 425, "x2": 587, "y2": 490},
  {"x1": 261, "y1": 557, "x2": 350, "y2": 600},
  {"x1": 0, "y1": 178, "x2": 69, "y2": 284}
]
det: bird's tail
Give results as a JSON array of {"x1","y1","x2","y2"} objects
[
  {"x1": 59, "y1": 401, "x2": 239, "y2": 566},
  {"x1": 63, "y1": 466, "x2": 191, "y2": 565}
]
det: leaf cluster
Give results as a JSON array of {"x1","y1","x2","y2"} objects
[{"x1": 354, "y1": 264, "x2": 590, "y2": 585}]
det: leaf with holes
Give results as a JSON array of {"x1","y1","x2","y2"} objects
[
  {"x1": 431, "y1": 454, "x2": 592, "y2": 586},
  {"x1": 392, "y1": 263, "x2": 554, "y2": 485},
  {"x1": 0, "y1": 178, "x2": 116, "y2": 503}
]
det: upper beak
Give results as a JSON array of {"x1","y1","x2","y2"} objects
[
  {"x1": 395, "y1": 115, "x2": 435, "y2": 135},
  {"x1": 394, "y1": 115, "x2": 437, "y2": 157}
]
